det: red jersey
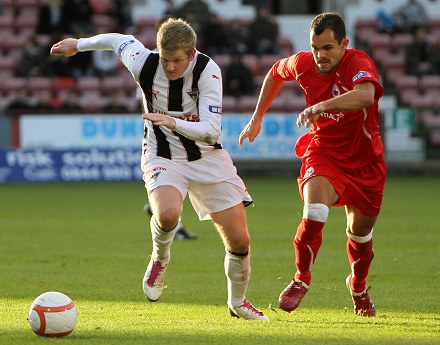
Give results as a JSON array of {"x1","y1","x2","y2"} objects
[{"x1": 272, "y1": 48, "x2": 384, "y2": 170}]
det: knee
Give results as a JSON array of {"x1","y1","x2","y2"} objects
[
  {"x1": 155, "y1": 207, "x2": 181, "y2": 231},
  {"x1": 228, "y1": 232, "x2": 250, "y2": 255}
]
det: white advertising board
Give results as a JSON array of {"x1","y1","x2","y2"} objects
[{"x1": 19, "y1": 113, "x2": 307, "y2": 160}]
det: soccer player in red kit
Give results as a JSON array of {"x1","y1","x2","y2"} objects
[{"x1": 239, "y1": 12, "x2": 386, "y2": 316}]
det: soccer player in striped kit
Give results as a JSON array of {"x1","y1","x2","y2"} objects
[
  {"x1": 239, "y1": 12, "x2": 385, "y2": 316},
  {"x1": 50, "y1": 18, "x2": 268, "y2": 321}
]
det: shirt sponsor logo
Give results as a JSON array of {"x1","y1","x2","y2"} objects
[
  {"x1": 209, "y1": 105, "x2": 221, "y2": 114},
  {"x1": 119, "y1": 39, "x2": 135, "y2": 53},
  {"x1": 352, "y1": 70, "x2": 372, "y2": 82},
  {"x1": 319, "y1": 112, "x2": 344, "y2": 122},
  {"x1": 175, "y1": 113, "x2": 200, "y2": 122},
  {"x1": 146, "y1": 167, "x2": 166, "y2": 180}
]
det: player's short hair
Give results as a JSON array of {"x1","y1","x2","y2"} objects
[
  {"x1": 310, "y1": 12, "x2": 346, "y2": 43},
  {"x1": 157, "y1": 17, "x2": 196, "y2": 56}
]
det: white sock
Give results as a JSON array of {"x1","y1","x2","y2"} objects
[
  {"x1": 150, "y1": 217, "x2": 179, "y2": 263},
  {"x1": 224, "y1": 249, "x2": 250, "y2": 308}
]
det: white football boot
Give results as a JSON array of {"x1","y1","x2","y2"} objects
[
  {"x1": 142, "y1": 258, "x2": 168, "y2": 302},
  {"x1": 229, "y1": 299, "x2": 269, "y2": 321}
]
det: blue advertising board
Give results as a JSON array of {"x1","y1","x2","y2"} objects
[{"x1": 0, "y1": 148, "x2": 143, "y2": 183}]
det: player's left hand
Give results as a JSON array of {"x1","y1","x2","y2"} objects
[
  {"x1": 142, "y1": 113, "x2": 176, "y2": 129},
  {"x1": 297, "y1": 104, "x2": 324, "y2": 128}
]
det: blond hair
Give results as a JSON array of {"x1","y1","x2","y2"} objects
[{"x1": 156, "y1": 18, "x2": 197, "y2": 55}]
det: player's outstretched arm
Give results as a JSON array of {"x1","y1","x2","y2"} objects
[
  {"x1": 50, "y1": 38, "x2": 80, "y2": 57},
  {"x1": 239, "y1": 70, "x2": 284, "y2": 145}
]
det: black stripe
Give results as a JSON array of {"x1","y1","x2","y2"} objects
[
  {"x1": 164, "y1": 54, "x2": 211, "y2": 161},
  {"x1": 192, "y1": 54, "x2": 222, "y2": 151},
  {"x1": 154, "y1": 125, "x2": 172, "y2": 159},
  {"x1": 170, "y1": 54, "x2": 210, "y2": 160},
  {"x1": 172, "y1": 131, "x2": 202, "y2": 161},
  {"x1": 139, "y1": 53, "x2": 160, "y2": 112},
  {"x1": 192, "y1": 54, "x2": 210, "y2": 90},
  {"x1": 168, "y1": 77, "x2": 184, "y2": 111},
  {"x1": 139, "y1": 53, "x2": 172, "y2": 159}
]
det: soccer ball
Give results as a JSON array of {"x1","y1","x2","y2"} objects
[{"x1": 28, "y1": 291, "x2": 78, "y2": 337}]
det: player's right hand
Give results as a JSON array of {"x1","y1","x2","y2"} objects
[
  {"x1": 50, "y1": 38, "x2": 79, "y2": 57},
  {"x1": 297, "y1": 104, "x2": 323, "y2": 128}
]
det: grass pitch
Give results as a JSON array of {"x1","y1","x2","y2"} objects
[{"x1": 0, "y1": 176, "x2": 439, "y2": 344}]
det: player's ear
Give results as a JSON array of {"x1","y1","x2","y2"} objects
[
  {"x1": 189, "y1": 49, "x2": 196, "y2": 61},
  {"x1": 341, "y1": 37, "x2": 349, "y2": 49}
]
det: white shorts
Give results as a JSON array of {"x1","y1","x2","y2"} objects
[{"x1": 141, "y1": 149, "x2": 252, "y2": 221}]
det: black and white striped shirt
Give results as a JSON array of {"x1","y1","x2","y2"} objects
[{"x1": 78, "y1": 34, "x2": 223, "y2": 162}]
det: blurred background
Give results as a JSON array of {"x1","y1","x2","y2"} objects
[{"x1": 0, "y1": 0, "x2": 439, "y2": 183}]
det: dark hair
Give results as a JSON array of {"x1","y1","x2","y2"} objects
[{"x1": 310, "y1": 12, "x2": 346, "y2": 43}]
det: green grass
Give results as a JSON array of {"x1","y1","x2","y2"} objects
[{"x1": 0, "y1": 176, "x2": 439, "y2": 344}]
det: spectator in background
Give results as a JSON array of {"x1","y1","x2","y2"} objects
[
  {"x1": 224, "y1": 52, "x2": 255, "y2": 97},
  {"x1": 92, "y1": 0, "x2": 134, "y2": 33},
  {"x1": 61, "y1": 0, "x2": 94, "y2": 35},
  {"x1": 203, "y1": 13, "x2": 229, "y2": 56},
  {"x1": 176, "y1": 0, "x2": 211, "y2": 40},
  {"x1": 376, "y1": 8, "x2": 398, "y2": 34},
  {"x1": 92, "y1": 50, "x2": 119, "y2": 77},
  {"x1": 66, "y1": 26, "x2": 94, "y2": 78},
  {"x1": 113, "y1": 0, "x2": 134, "y2": 33},
  {"x1": 405, "y1": 25, "x2": 438, "y2": 77},
  {"x1": 225, "y1": 18, "x2": 249, "y2": 55},
  {"x1": 247, "y1": 7, "x2": 280, "y2": 56},
  {"x1": 163, "y1": 0, "x2": 179, "y2": 17},
  {"x1": 36, "y1": 0, "x2": 64, "y2": 35},
  {"x1": 17, "y1": 36, "x2": 50, "y2": 77},
  {"x1": 46, "y1": 32, "x2": 72, "y2": 77},
  {"x1": 393, "y1": 0, "x2": 429, "y2": 33}
]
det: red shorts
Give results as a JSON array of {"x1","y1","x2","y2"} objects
[{"x1": 297, "y1": 152, "x2": 386, "y2": 217}]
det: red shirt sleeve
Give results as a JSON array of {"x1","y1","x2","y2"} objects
[
  {"x1": 271, "y1": 53, "x2": 304, "y2": 81},
  {"x1": 343, "y1": 51, "x2": 384, "y2": 99}
]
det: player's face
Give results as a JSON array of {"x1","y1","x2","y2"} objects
[
  {"x1": 160, "y1": 49, "x2": 196, "y2": 80},
  {"x1": 310, "y1": 28, "x2": 348, "y2": 75}
]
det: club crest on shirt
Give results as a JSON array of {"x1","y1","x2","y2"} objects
[
  {"x1": 332, "y1": 84, "x2": 340, "y2": 97},
  {"x1": 187, "y1": 88, "x2": 199, "y2": 102}
]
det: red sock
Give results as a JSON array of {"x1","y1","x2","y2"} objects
[
  {"x1": 346, "y1": 238, "x2": 374, "y2": 293},
  {"x1": 293, "y1": 218, "x2": 324, "y2": 286}
]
